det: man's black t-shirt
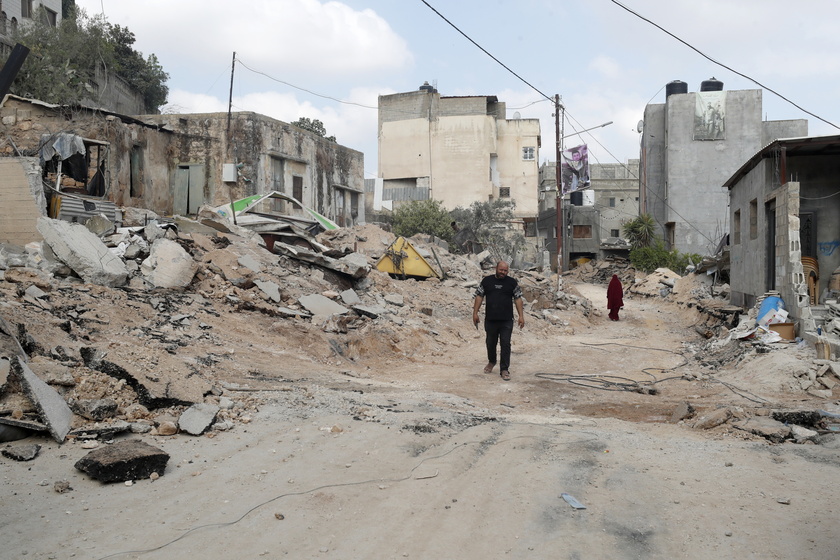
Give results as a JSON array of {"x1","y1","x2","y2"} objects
[{"x1": 475, "y1": 275, "x2": 523, "y2": 321}]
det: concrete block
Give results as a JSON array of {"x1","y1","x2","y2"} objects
[
  {"x1": 36, "y1": 217, "x2": 128, "y2": 287},
  {"x1": 254, "y1": 280, "x2": 282, "y2": 303},
  {"x1": 340, "y1": 289, "x2": 361, "y2": 306},
  {"x1": 140, "y1": 238, "x2": 198, "y2": 289},
  {"x1": 11, "y1": 356, "x2": 72, "y2": 443},
  {"x1": 299, "y1": 294, "x2": 349, "y2": 316},
  {"x1": 179, "y1": 403, "x2": 220, "y2": 435},
  {"x1": 2, "y1": 443, "x2": 41, "y2": 461},
  {"x1": 74, "y1": 440, "x2": 169, "y2": 482}
]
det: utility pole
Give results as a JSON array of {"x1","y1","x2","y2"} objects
[
  {"x1": 554, "y1": 94, "x2": 565, "y2": 272},
  {"x1": 227, "y1": 52, "x2": 236, "y2": 136}
]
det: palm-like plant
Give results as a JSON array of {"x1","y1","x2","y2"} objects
[{"x1": 622, "y1": 213, "x2": 656, "y2": 248}]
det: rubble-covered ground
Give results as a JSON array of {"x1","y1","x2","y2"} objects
[{"x1": 1, "y1": 219, "x2": 839, "y2": 560}]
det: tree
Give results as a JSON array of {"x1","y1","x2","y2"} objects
[
  {"x1": 291, "y1": 117, "x2": 336, "y2": 142},
  {"x1": 622, "y1": 213, "x2": 657, "y2": 249},
  {"x1": 7, "y1": 8, "x2": 169, "y2": 111},
  {"x1": 450, "y1": 199, "x2": 525, "y2": 262},
  {"x1": 391, "y1": 200, "x2": 454, "y2": 242}
]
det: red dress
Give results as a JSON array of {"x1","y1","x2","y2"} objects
[{"x1": 607, "y1": 275, "x2": 624, "y2": 321}]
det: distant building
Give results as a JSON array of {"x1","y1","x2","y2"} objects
[
  {"x1": 0, "y1": 0, "x2": 63, "y2": 40},
  {"x1": 640, "y1": 79, "x2": 807, "y2": 256},
  {"x1": 537, "y1": 159, "x2": 639, "y2": 268},
  {"x1": 374, "y1": 82, "x2": 540, "y2": 235}
]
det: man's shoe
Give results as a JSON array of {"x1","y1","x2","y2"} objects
[{"x1": 483, "y1": 363, "x2": 495, "y2": 374}]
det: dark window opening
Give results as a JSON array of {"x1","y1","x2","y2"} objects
[{"x1": 130, "y1": 146, "x2": 144, "y2": 198}]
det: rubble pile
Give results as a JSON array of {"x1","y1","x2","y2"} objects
[{"x1": 0, "y1": 212, "x2": 589, "y2": 452}]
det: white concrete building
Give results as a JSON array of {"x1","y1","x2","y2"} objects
[{"x1": 375, "y1": 83, "x2": 540, "y2": 231}]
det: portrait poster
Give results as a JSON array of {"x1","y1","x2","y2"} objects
[
  {"x1": 560, "y1": 144, "x2": 590, "y2": 195},
  {"x1": 694, "y1": 91, "x2": 726, "y2": 140}
]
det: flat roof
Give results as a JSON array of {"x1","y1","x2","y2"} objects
[{"x1": 723, "y1": 134, "x2": 840, "y2": 188}]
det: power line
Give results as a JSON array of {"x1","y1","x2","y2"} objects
[
  {"x1": 610, "y1": 0, "x2": 840, "y2": 130},
  {"x1": 418, "y1": 0, "x2": 552, "y2": 102}
]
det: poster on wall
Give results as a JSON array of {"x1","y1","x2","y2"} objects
[
  {"x1": 694, "y1": 91, "x2": 726, "y2": 140},
  {"x1": 561, "y1": 143, "x2": 590, "y2": 194}
]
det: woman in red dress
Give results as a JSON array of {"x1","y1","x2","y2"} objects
[{"x1": 607, "y1": 274, "x2": 624, "y2": 321}]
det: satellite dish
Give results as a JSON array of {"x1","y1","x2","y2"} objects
[
  {"x1": 636, "y1": 120, "x2": 644, "y2": 133},
  {"x1": 513, "y1": 111, "x2": 521, "y2": 119}
]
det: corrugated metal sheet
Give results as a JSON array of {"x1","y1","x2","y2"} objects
[
  {"x1": 383, "y1": 186, "x2": 430, "y2": 202},
  {"x1": 51, "y1": 195, "x2": 120, "y2": 224}
]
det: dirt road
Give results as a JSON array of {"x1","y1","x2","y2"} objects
[{"x1": 2, "y1": 281, "x2": 839, "y2": 560}]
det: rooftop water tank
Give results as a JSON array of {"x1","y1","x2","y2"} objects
[
  {"x1": 700, "y1": 77, "x2": 723, "y2": 92},
  {"x1": 665, "y1": 80, "x2": 688, "y2": 98},
  {"x1": 419, "y1": 81, "x2": 436, "y2": 93}
]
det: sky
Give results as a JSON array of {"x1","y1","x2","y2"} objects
[{"x1": 76, "y1": 0, "x2": 840, "y2": 180}]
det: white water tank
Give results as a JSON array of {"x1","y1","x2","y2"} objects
[{"x1": 581, "y1": 189, "x2": 595, "y2": 206}]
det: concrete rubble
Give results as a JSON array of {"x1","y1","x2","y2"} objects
[
  {"x1": 74, "y1": 439, "x2": 169, "y2": 482},
  {"x1": 0, "y1": 207, "x2": 836, "y2": 488}
]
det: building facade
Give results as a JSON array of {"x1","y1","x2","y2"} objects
[
  {"x1": 724, "y1": 135, "x2": 840, "y2": 333},
  {"x1": 375, "y1": 83, "x2": 540, "y2": 232},
  {"x1": 537, "y1": 159, "x2": 639, "y2": 268},
  {"x1": 640, "y1": 79, "x2": 807, "y2": 257},
  {"x1": 0, "y1": 0, "x2": 62, "y2": 38},
  {"x1": 0, "y1": 96, "x2": 364, "y2": 232}
]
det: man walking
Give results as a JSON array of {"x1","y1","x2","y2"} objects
[{"x1": 472, "y1": 261, "x2": 525, "y2": 381}]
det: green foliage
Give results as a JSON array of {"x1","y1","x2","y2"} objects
[
  {"x1": 451, "y1": 199, "x2": 525, "y2": 262},
  {"x1": 391, "y1": 199, "x2": 454, "y2": 242},
  {"x1": 7, "y1": 8, "x2": 169, "y2": 111},
  {"x1": 629, "y1": 240, "x2": 702, "y2": 274},
  {"x1": 622, "y1": 213, "x2": 657, "y2": 248},
  {"x1": 291, "y1": 117, "x2": 336, "y2": 142}
]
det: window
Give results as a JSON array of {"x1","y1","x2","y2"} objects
[
  {"x1": 293, "y1": 176, "x2": 303, "y2": 201},
  {"x1": 611, "y1": 229, "x2": 620, "y2": 238},
  {"x1": 609, "y1": 197, "x2": 616, "y2": 207},
  {"x1": 572, "y1": 225, "x2": 592, "y2": 239},
  {"x1": 733, "y1": 210, "x2": 741, "y2": 245},
  {"x1": 129, "y1": 146, "x2": 144, "y2": 198},
  {"x1": 499, "y1": 186, "x2": 510, "y2": 198},
  {"x1": 43, "y1": 7, "x2": 57, "y2": 27},
  {"x1": 749, "y1": 199, "x2": 757, "y2": 240},
  {"x1": 21, "y1": 0, "x2": 32, "y2": 18},
  {"x1": 522, "y1": 147, "x2": 535, "y2": 161}
]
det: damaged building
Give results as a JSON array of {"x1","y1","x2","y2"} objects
[{"x1": 0, "y1": 94, "x2": 364, "y2": 246}]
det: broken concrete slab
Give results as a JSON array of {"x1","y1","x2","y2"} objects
[
  {"x1": 731, "y1": 417, "x2": 792, "y2": 443},
  {"x1": 11, "y1": 356, "x2": 72, "y2": 443},
  {"x1": 692, "y1": 407, "x2": 732, "y2": 430},
  {"x1": 299, "y1": 294, "x2": 349, "y2": 317},
  {"x1": 670, "y1": 402, "x2": 695, "y2": 423},
  {"x1": 255, "y1": 280, "x2": 282, "y2": 303},
  {"x1": 271, "y1": 240, "x2": 369, "y2": 279},
  {"x1": 384, "y1": 294, "x2": 405, "y2": 307},
  {"x1": 238, "y1": 254, "x2": 263, "y2": 273},
  {"x1": 84, "y1": 214, "x2": 114, "y2": 237},
  {"x1": 68, "y1": 420, "x2": 130, "y2": 439},
  {"x1": 791, "y1": 425, "x2": 818, "y2": 443},
  {"x1": 340, "y1": 289, "x2": 361, "y2": 306},
  {"x1": 36, "y1": 217, "x2": 128, "y2": 287},
  {"x1": 178, "y1": 403, "x2": 220, "y2": 435},
  {"x1": 70, "y1": 398, "x2": 118, "y2": 421},
  {"x1": 276, "y1": 306, "x2": 311, "y2": 318},
  {"x1": 352, "y1": 304, "x2": 388, "y2": 319},
  {"x1": 2, "y1": 443, "x2": 41, "y2": 461},
  {"x1": 141, "y1": 238, "x2": 198, "y2": 289},
  {"x1": 74, "y1": 439, "x2": 169, "y2": 482}
]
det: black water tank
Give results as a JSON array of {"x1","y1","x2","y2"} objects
[
  {"x1": 700, "y1": 77, "x2": 723, "y2": 92},
  {"x1": 665, "y1": 80, "x2": 688, "y2": 98},
  {"x1": 570, "y1": 191, "x2": 583, "y2": 206},
  {"x1": 419, "y1": 81, "x2": 435, "y2": 93}
]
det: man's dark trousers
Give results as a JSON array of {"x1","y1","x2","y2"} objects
[{"x1": 485, "y1": 319, "x2": 514, "y2": 371}]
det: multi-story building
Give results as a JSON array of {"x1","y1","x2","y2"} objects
[
  {"x1": 640, "y1": 78, "x2": 807, "y2": 256},
  {"x1": 373, "y1": 82, "x2": 540, "y2": 234},
  {"x1": 537, "y1": 159, "x2": 639, "y2": 268},
  {"x1": 0, "y1": 0, "x2": 63, "y2": 43}
]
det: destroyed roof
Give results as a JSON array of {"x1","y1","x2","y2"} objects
[
  {"x1": 0, "y1": 94, "x2": 172, "y2": 132},
  {"x1": 213, "y1": 191, "x2": 339, "y2": 231}
]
